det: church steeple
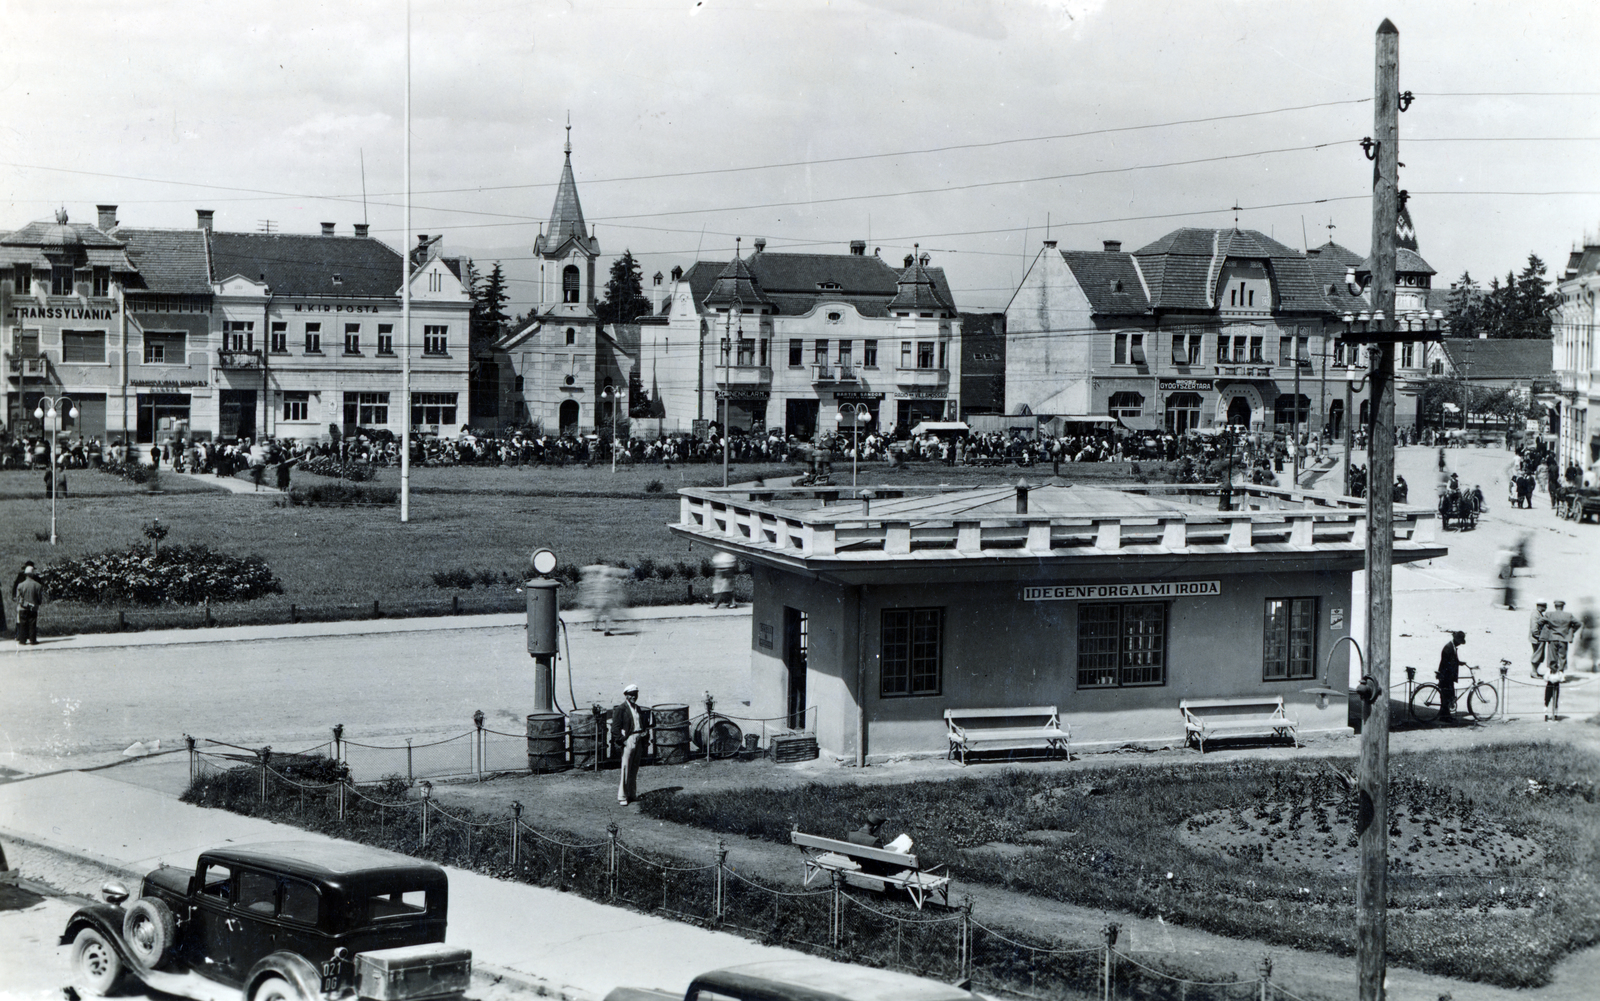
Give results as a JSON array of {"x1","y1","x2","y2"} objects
[{"x1": 534, "y1": 115, "x2": 598, "y2": 259}]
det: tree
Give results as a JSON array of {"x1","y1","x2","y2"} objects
[
  {"x1": 1445, "y1": 272, "x2": 1481, "y2": 340},
  {"x1": 470, "y1": 262, "x2": 510, "y2": 346},
  {"x1": 597, "y1": 251, "x2": 651, "y2": 325},
  {"x1": 1467, "y1": 254, "x2": 1557, "y2": 339}
]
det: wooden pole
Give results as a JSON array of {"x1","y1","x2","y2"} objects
[{"x1": 1358, "y1": 19, "x2": 1400, "y2": 1001}]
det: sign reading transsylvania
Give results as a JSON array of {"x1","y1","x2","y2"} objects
[{"x1": 1023, "y1": 580, "x2": 1221, "y2": 601}]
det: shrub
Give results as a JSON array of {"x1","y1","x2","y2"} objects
[
  {"x1": 39, "y1": 542, "x2": 283, "y2": 606},
  {"x1": 430, "y1": 568, "x2": 475, "y2": 589},
  {"x1": 297, "y1": 456, "x2": 377, "y2": 482},
  {"x1": 655, "y1": 562, "x2": 676, "y2": 581},
  {"x1": 289, "y1": 483, "x2": 398, "y2": 506},
  {"x1": 699, "y1": 557, "x2": 714, "y2": 578},
  {"x1": 644, "y1": 479, "x2": 665, "y2": 493},
  {"x1": 632, "y1": 557, "x2": 656, "y2": 581},
  {"x1": 98, "y1": 461, "x2": 150, "y2": 484}
]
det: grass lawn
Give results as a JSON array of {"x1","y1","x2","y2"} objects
[
  {"x1": 638, "y1": 742, "x2": 1600, "y2": 988},
  {"x1": 1, "y1": 458, "x2": 1163, "y2": 633}
]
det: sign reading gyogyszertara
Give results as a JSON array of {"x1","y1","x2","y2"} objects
[{"x1": 1023, "y1": 580, "x2": 1221, "y2": 601}]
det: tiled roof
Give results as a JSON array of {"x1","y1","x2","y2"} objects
[
  {"x1": 113, "y1": 228, "x2": 214, "y2": 294},
  {"x1": 1438, "y1": 339, "x2": 1552, "y2": 380},
  {"x1": 1357, "y1": 247, "x2": 1437, "y2": 277},
  {"x1": 684, "y1": 251, "x2": 954, "y2": 318},
  {"x1": 702, "y1": 255, "x2": 772, "y2": 307},
  {"x1": 209, "y1": 232, "x2": 404, "y2": 297},
  {"x1": 1562, "y1": 245, "x2": 1600, "y2": 280},
  {"x1": 888, "y1": 258, "x2": 955, "y2": 312},
  {"x1": 1061, "y1": 251, "x2": 1151, "y2": 315},
  {"x1": 1128, "y1": 228, "x2": 1328, "y2": 313},
  {"x1": 3, "y1": 220, "x2": 127, "y2": 250},
  {"x1": 534, "y1": 152, "x2": 597, "y2": 258}
]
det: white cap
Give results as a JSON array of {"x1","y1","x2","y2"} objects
[{"x1": 623, "y1": 683, "x2": 639, "y2": 693}]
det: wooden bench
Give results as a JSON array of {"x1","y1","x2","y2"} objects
[
  {"x1": 790, "y1": 831, "x2": 951, "y2": 910},
  {"x1": 1180, "y1": 696, "x2": 1299, "y2": 754},
  {"x1": 944, "y1": 706, "x2": 1070, "y2": 766}
]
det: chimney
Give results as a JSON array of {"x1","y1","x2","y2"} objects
[
  {"x1": 753, "y1": 238, "x2": 766, "y2": 253},
  {"x1": 671, "y1": 265, "x2": 684, "y2": 282},
  {"x1": 354, "y1": 223, "x2": 370, "y2": 238},
  {"x1": 1103, "y1": 240, "x2": 1122, "y2": 253},
  {"x1": 904, "y1": 254, "x2": 915, "y2": 268},
  {"x1": 96, "y1": 205, "x2": 118, "y2": 230},
  {"x1": 1043, "y1": 240, "x2": 1058, "y2": 249},
  {"x1": 417, "y1": 234, "x2": 430, "y2": 246},
  {"x1": 321, "y1": 222, "x2": 336, "y2": 236},
  {"x1": 196, "y1": 209, "x2": 214, "y2": 232},
  {"x1": 849, "y1": 240, "x2": 866, "y2": 256}
]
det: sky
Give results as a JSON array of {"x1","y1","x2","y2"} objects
[{"x1": 4, "y1": 0, "x2": 1597, "y2": 315}]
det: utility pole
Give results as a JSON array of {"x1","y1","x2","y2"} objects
[{"x1": 1356, "y1": 18, "x2": 1400, "y2": 1001}]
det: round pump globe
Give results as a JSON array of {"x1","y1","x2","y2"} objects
[{"x1": 530, "y1": 549, "x2": 558, "y2": 576}]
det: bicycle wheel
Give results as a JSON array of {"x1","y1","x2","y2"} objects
[
  {"x1": 1409, "y1": 683, "x2": 1442, "y2": 723},
  {"x1": 1466, "y1": 683, "x2": 1499, "y2": 721}
]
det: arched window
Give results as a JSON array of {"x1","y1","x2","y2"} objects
[
  {"x1": 565, "y1": 327, "x2": 576, "y2": 346},
  {"x1": 562, "y1": 265, "x2": 580, "y2": 304},
  {"x1": 1108, "y1": 392, "x2": 1144, "y2": 418}
]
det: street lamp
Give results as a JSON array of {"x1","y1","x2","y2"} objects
[
  {"x1": 600, "y1": 385, "x2": 622, "y2": 472},
  {"x1": 837, "y1": 403, "x2": 873, "y2": 487},
  {"x1": 34, "y1": 395, "x2": 78, "y2": 545}
]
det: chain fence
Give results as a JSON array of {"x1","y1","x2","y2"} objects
[{"x1": 177, "y1": 739, "x2": 1337, "y2": 1001}]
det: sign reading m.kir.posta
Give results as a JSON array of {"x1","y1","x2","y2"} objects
[{"x1": 1022, "y1": 580, "x2": 1221, "y2": 601}]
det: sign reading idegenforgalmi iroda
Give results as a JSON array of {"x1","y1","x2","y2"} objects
[{"x1": 1022, "y1": 580, "x2": 1221, "y2": 601}]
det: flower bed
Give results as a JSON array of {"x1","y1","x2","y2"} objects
[
  {"x1": 296, "y1": 456, "x2": 377, "y2": 481},
  {"x1": 288, "y1": 483, "x2": 398, "y2": 506},
  {"x1": 98, "y1": 461, "x2": 152, "y2": 484},
  {"x1": 38, "y1": 542, "x2": 283, "y2": 605}
]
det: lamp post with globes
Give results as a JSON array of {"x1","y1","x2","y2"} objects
[
  {"x1": 838, "y1": 403, "x2": 872, "y2": 487},
  {"x1": 34, "y1": 394, "x2": 78, "y2": 545},
  {"x1": 600, "y1": 385, "x2": 622, "y2": 472}
]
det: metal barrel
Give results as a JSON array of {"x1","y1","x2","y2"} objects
[
  {"x1": 651, "y1": 704, "x2": 690, "y2": 765},
  {"x1": 526, "y1": 713, "x2": 569, "y2": 773},
  {"x1": 568, "y1": 710, "x2": 605, "y2": 769},
  {"x1": 693, "y1": 715, "x2": 744, "y2": 759}
]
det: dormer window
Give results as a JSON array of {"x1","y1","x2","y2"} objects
[
  {"x1": 818, "y1": 281, "x2": 842, "y2": 291},
  {"x1": 1110, "y1": 279, "x2": 1124, "y2": 293},
  {"x1": 332, "y1": 274, "x2": 344, "y2": 285}
]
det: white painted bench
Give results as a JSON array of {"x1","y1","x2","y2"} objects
[
  {"x1": 790, "y1": 831, "x2": 950, "y2": 909},
  {"x1": 1180, "y1": 696, "x2": 1299, "y2": 753},
  {"x1": 944, "y1": 706, "x2": 1070, "y2": 766}
]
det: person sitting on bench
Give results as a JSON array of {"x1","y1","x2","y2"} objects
[{"x1": 846, "y1": 815, "x2": 914, "y2": 874}]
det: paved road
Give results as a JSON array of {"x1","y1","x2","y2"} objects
[{"x1": 0, "y1": 610, "x2": 755, "y2": 775}]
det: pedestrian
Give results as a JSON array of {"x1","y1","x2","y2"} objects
[
  {"x1": 14, "y1": 562, "x2": 44, "y2": 646},
  {"x1": 582, "y1": 563, "x2": 623, "y2": 634},
  {"x1": 1578, "y1": 598, "x2": 1598, "y2": 672},
  {"x1": 275, "y1": 458, "x2": 294, "y2": 492},
  {"x1": 612, "y1": 684, "x2": 650, "y2": 806},
  {"x1": 1437, "y1": 630, "x2": 1466, "y2": 723},
  {"x1": 1542, "y1": 600, "x2": 1580, "y2": 676},
  {"x1": 150, "y1": 444, "x2": 161, "y2": 469},
  {"x1": 1537, "y1": 659, "x2": 1566, "y2": 722},
  {"x1": 711, "y1": 551, "x2": 737, "y2": 608},
  {"x1": 1494, "y1": 549, "x2": 1517, "y2": 610},
  {"x1": 1529, "y1": 601, "x2": 1548, "y2": 672}
]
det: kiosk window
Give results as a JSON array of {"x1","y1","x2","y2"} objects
[
  {"x1": 881, "y1": 608, "x2": 942, "y2": 696},
  {"x1": 1077, "y1": 603, "x2": 1166, "y2": 688},
  {"x1": 1263, "y1": 598, "x2": 1317, "y2": 680}
]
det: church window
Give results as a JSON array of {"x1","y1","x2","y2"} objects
[
  {"x1": 562, "y1": 265, "x2": 580, "y2": 304},
  {"x1": 566, "y1": 327, "x2": 576, "y2": 345}
]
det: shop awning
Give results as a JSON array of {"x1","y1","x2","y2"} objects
[
  {"x1": 910, "y1": 421, "x2": 970, "y2": 436},
  {"x1": 1118, "y1": 415, "x2": 1162, "y2": 432},
  {"x1": 1058, "y1": 415, "x2": 1118, "y2": 424}
]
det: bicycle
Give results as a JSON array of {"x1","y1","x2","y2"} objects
[{"x1": 1409, "y1": 660, "x2": 1501, "y2": 723}]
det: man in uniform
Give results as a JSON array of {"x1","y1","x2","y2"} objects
[
  {"x1": 613, "y1": 684, "x2": 650, "y2": 806},
  {"x1": 1529, "y1": 601, "x2": 1548, "y2": 673}
]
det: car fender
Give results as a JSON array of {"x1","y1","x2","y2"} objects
[
  {"x1": 60, "y1": 903, "x2": 130, "y2": 952},
  {"x1": 244, "y1": 951, "x2": 322, "y2": 1001}
]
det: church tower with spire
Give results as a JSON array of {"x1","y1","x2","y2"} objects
[{"x1": 534, "y1": 120, "x2": 600, "y2": 314}]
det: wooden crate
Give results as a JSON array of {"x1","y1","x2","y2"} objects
[{"x1": 769, "y1": 733, "x2": 819, "y2": 762}]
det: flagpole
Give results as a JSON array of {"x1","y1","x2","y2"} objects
[{"x1": 400, "y1": 0, "x2": 411, "y2": 524}]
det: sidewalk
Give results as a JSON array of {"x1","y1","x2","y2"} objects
[
  {"x1": 163, "y1": 469, "x2": 280, "y2": 495},
  {"x1": 0, "y1": 770, "x2": 814, "y2": 1001}
]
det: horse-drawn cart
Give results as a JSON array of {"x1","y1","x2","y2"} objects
[
  {"x1": 1555, "y1": 485, "x2": 1600, "y2": 524},
  {"x1": 1438, "y1": 491, "x2": 1479, "y2": 531}
]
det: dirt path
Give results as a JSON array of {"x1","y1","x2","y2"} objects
[{"x1": 432, "y1": 720, "x2": 1600, "y2": 1001}]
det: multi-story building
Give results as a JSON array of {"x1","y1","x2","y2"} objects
[
  {"x1": 2, "y1": 204, "x2": 470, "y2": 446},
  {"x1": 1552, "y1": 238, "x2": 1599, "y2": 476},
  {"x1": 1004, "y1": 227, "x2": 1441, "y2": 436},
  {"x1": 643, "y1": 240, "x2": 962, "y2": 439}
]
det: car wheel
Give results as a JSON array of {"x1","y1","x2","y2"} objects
[
  {"x1": 252, "y1": 975, "x2": 305, "y2": 1001},
  {"x1": 71, "y1": 927, "x2": 125, "y2": 996},
  {"x1": 123, "y1": 897, "x2": 176, "y2": 969}
]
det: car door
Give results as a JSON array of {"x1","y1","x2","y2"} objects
[
  {"x1": 275, "y1": 875, "x2": 329, "y2": 965},
  {"x1": 232, "y1": 868, "x2": 283, "y2": 972},
  {"x1": 188, "y1": 861, "x2": 242, "y2": 983}
]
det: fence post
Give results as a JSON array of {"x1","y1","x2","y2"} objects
[
  {"x1": 511, "y1": 802, "x2": 523, "y2": 867},
  {"x1": 258, "y1": 746, "x2": 272, "y2": 806},
  {"x1": 419, "y1": 781, "x2": 432, "y2": 848},
  {"x1": 473, "y1": 710, "x2": 485, "y2": 781},
  {"x1": 332, "y1": 723, "x2": 344, "y2": 769},
  {"x1": 185, "y1": 734, "x2": 196, "y2": 786},
  {"x1": 960, "y1": 895, "x2": 974, "y2": 981},
  {"x1": 1499, "y1": 661, "x2": 1510, "y2": 715},
  {"x1": 1258, "y1": 955, "x2": 1273, "y2": 1001},
  {"x1": 1102, "y1": 922, "x2": 1119, "y2": 1001},
  {"x1": 338, "y1": 777, "x2": 347, "y2": 822},
  {"x1": 373, "y1": 599, "x2": 381, "y2": 619},
  {"x1": 714, "y1": 840, "x2": 727, "y2": 925},
  {"x1": 407, "y1": 739, "x2": 414, "y2": 784},
  {"x1": 290, "y1": 603, "x2": 298, "y2": 623},
  {"x1": 607, "y1": 822, "x2": 620, "y2": 899},
  {"x1": 830, "y1": 871, "x2": 842, "y2": 950}
]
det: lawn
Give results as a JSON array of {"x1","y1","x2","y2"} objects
[
  {"x1": 1, "y1": 457, "x2": 1163, "y2": 634},
  {"x1": 638, "y1": 742, "x2": 1600, "y2": 988}
]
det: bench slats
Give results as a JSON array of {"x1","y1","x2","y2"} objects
[
  {"x1": 1180, "y1": 696, "x2": 1299, "y2": 753},
  {"x1": 791, "y1": 831, "x2": 949, "y2": 909},
  {"x1": 945, "y1": 706, "x2": 1070, "y2": 766}
]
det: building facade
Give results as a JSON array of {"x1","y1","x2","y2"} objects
[
  {"x1": 1553, "y1": 239, "x2": 1599, "y2": 475},
  {"x1": 671, "y1": 481, "x2": 1445, "y2": 759},
  {"x1": 2, "y1": 205, "x2": 470, "y2": 446},
  {"x1": 643, "y1": 240, "x2": 962, "y2": 440},
  {"x1": 1004, "y1": 228, "x2": 1441, "y2": 437}
]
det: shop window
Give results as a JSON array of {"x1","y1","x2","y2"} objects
[
  {"x1": 270, "y1": 322, "x2": 287, "y2": 354},
  {"x1": 1263, "y1": 597, "x2": 1317, "y2": 680},
  {"x1": 377, "y1": 324, "x2": 394, "y2": 355},
  {"x1": 283, "y1": 391, "x2": 310, "y2": 422},
  {"x1": 1108, "y1": 392, "x2": 1144, "y2": 419},
  {"x1": 412, "y1": 392, "x2": 458, "y2": 426},
  {"x1": 1077, "y1": 603, "x2": 1166, "y2": 688},
  {"x1": 423, "y1": 325, "x2": 448, "y2": 355},
  {"x1": 62, "y1": 330, "x2": 106, "y2": 363},
  {"x1": 344, "y1": 323, "x2": 361, "y2": 355},
  {"x1": 343, "y1": 391, "x2": 389, "y2": 426},
  {"x1": 863, "y1": 339, "x2": 878, "y2": 368},
  {"x1": 1165, "y1": 393, "x2": 1202, "y2": 433},
  {"x1": 563, "y1": 265, "x2": 581, "y2": 304},
  {"x1": 881, "y1": 608, "x2": 942, "y2": 697},
  {"x1": 788, "y1": 339, "x2": 803, "y2": 367}
]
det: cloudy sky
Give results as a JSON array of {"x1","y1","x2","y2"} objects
[{"x1": 5, "y1": 0, "x2": 1596, "y2": 313}]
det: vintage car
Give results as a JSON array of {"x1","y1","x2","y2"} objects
[
  {"x1": 61, "y1": 840, "x2": 471, "y2": 1001},
  {"x1": 604, "y1": 958, "x2": 985, "y2": 1001}
]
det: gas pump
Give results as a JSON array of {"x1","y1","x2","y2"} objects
[{"x1": 524, "y1": 549, "x2": 561, "y2": 713}]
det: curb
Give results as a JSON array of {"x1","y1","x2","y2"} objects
[{"x1": 0, "y1": 825, "x2": 595, "y2": 1001}]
